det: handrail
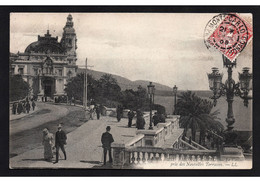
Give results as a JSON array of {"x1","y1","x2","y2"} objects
[
  {"x1": 207, "y1": 129, "x2": 223, "y2": 140},
  {"x1": 125, "y1": 134, "x2": 145, "y2": 147},
  {"x1": 179, "y1": 138, "x2": 199, "y2": 150},
  {"x1": 184, "y1": 136, "x2": 209, "y2": 150},
  {"x1": 126, "y1": 146, "x2": 218, "y2": 155}
]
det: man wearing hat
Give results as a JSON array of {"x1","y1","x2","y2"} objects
[
  {"x1": 101, "y1": 126, "x2": 114, "y2": 165},
  {"x1": 54, "y1": 123, "x2": 67, "y2": 164}
]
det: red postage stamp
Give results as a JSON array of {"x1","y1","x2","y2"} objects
[{"x1": 204, "y1": 13, "x2": 253, "y2": 62}]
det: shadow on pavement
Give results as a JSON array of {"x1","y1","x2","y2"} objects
[
  {"x1": 91, "y1": 163, "x2": 113, "y2": 169},
  {"x1": 80, "y1": 160, "x2": 102, "y2": 164},
  {"x1": 121, "y1": 135, "x2": 134, "y2": 137},
  {"x1": 117, "y1": 125, "x2": 130, "y2": 128},
  {"x1": 22, "y1": 158, "x2": 46, "y2": 162}
]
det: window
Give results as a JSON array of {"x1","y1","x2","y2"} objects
[
  {"x1": 34, "y1": 68, "x2": 38, "y2": 75},
  {"x1": 18, "y1": 67, "x2": 24, "y2": 75},
  {"x1": 58, "y1": 69, "x2": 62, "y2": 76}
]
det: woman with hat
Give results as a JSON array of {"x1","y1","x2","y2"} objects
[{"x1": 42, "y1": 128, "x2": 54, "y2": 162}]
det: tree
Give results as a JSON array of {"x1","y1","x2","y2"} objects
[
  {"x1": 10, "y1": 75, "x2": 30, "y2": 101},
  {"x1": 64, "y1": 73, "x2": 98, "y2": 103},
  {"x1": 98, "y1": 74, "x2": 121, "y2": 101},
  {"x1": 176, "y1": 91, "x2": 224, "y2": 143}
]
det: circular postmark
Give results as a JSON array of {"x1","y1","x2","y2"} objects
[{"x1": 204, "y1": 13, "x2": 252, "y2": 62}]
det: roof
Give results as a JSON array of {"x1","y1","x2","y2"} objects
[{"x1": 24, "y1": 30, "x2": 65, "y2": 54}]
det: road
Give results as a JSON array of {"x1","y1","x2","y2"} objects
[{"x1": 10, "y1": 102, "x2": 86, "y2": 157}]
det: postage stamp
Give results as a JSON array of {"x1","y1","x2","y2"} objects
[{"x1": 204, "y1": 13, "x2": 253, "y2": 62}]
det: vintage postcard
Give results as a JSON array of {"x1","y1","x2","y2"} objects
[{"x1": 9, "y1": 12, "x2": 252, "y2": 169}]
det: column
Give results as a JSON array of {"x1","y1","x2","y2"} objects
[
  {"x1": 14, "y1": 65, "x2": 18, "y2": 74},
  {"x1": 39, "y1": 77, "x2": 44, "y2": 96},
  {"x1": 55, "y1": 79, "x2": 59, "y2": 94}
]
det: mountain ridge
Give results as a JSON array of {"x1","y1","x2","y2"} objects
[{"x1": 77, "y1": 68, "x2": 212, "y2": 96}]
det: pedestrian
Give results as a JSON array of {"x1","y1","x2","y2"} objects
[
  {"x1": 12, "y1": 102, "x2": 17, "y2": 115},
  {"x1": 158, "y1": 113, "x2": 166, "y2": 123},
  {"x1": 136, "y1": 110, "x2": 145, "y2": 129},
  {"x1": 72, "y1": 96, "x2": 75, "y2": 106},
  {"x1": 32, "y1": 100, "x2": 36, "y2": 111},
  {"x1": 25, "y1": 101, "x2": 30, "y2": 113},
  {"x1": 127, "y1": 109, "x2": 135, "y2": 127},
  {"x1": 96, "y1": 104, "x2": 101, "y2": 120},
  {"x1": 17, "y1": 101, "x2": 23, "y2": 114},
  {"x1": 152, "y1": 112, "x2": 159, "y2": 126},
  {"x1": 22, "y1": 101, "x2": 26, "y2": 113},
  {"x1": 101, "y1": 126, "x2": 114, "y2": 165},
  {"x1": 54, "y1": 124, "x2": 67, "y2": 164},
  {"x1": 89, "y1": 99, "x2": 95, "y2": 120},
  {"x1": 89, "y1": 105, "x2": 95, "y2": 120},
  {"x1": 42, "y1": 128, "x2": 54, "y2": 162},
  {"x1": 116, "y1": 105, "x2": 123, "y2": 122}
]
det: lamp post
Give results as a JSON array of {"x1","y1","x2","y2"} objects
[
  {"x1": 207, "y1": 56, "x2": 252, "y2": 134},
  {"x1": 147, "y1": 82, "x2": 155, "y2": 130},
  {"x1": 173, "y1": 85, "x2": 178, "y2": 115}
]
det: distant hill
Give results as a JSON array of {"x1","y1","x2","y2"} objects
[
  {"x1": 78, "y1": 68, "x2": 212, "y2": 97},
  {"x1": 78, "y1": 68, "x2": 173, "y2": 91}
]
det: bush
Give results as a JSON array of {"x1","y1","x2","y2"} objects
[{"x1": 10, "y1": 75, "x2": 30, "y2": 101}]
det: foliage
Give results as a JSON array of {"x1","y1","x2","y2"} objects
[
  {"x1": 98, "y1": 74, "x2": 122, "y2": 101},
  {"x1": 120, "y1": 85, "x2": 151, "y2": 111},
  {"x1": 65, "y1": 73, "x2": 153, "y2": 110},
  {"x1": 64, "y1": 73, "x2": 98, "y2": 102},
  {"x1": 176, "y1": 91, "x2": 224, "y2": 142},
  {"x1": 32, "y1": 76, "x2": 40, "y2": 99},
  {"x1": 10, "y1": 75, "x2": 30, "y2": 101}
]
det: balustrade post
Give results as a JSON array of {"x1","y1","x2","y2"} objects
[{"x1": 111, "y1": 143, "x2": 129, "y2": 167}]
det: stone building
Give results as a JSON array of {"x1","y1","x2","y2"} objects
[{"x1": 10, "y1": 14, "x2": 78, "y2": 101}]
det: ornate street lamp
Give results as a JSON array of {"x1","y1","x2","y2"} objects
[
  {"x1": 147, "y1": 82, "x2": 155, "y2": 130},
  {"x1": 207, "y1": 56, "x2": 252, "y2": 134},
  {"x1": 173, "y1": 85, "x2": 178, "y2": 115}
]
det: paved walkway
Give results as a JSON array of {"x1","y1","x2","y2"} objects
[
  {"x1": 10, "y1": 102, "x2": 69, "y2": 135},
  {"x1": 10, "y1": 116, "x2": 139, "y2": 169},
  {"x1": 10, "y1": 106, "x2": 39, "y2": 121}
]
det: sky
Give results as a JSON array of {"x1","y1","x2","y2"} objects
[{"x1": 10, "y1": 13, "x2": 253, "y2": 90}]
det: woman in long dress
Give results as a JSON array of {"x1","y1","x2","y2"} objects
[{"x1": 42, "y1": 128, "x2": 54, "y2": 161}]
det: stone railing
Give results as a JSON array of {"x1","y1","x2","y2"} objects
[
  {"x1": 126, "y1": 147, "x2": 219, "y2": 165},
  {"x1": 111, "y1": 115, "x2": 183, "y2": 167}
]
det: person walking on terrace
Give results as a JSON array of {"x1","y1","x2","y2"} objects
[
  {"x1": 152, "y1": 112, "x2": 159, "y2": 126},
  {"x1": 12, "y1": 102, "x2": 17, "y2": 115},
  {"x1": 96, "y1": 104, "x2": 101, "y2": 120},
  {"x1": 54, "y1": 124, "x2": 67, "y2": 164},
  {"x1": 128, "y1": 109, "x2": 135, "y2": 127},
  {"x1": 17, "y1": 101, "x2": 23, "y2": 114},
  {"x1": 25, "y1": 101, "x2": 30, "y2": 113},
  {"x1": 42, "y1": 128, "x2": 54, "y2": 162},
  {"x1": 136, "y1": 110, "x2": 145, "y2": 129},
  {"x1": 32, "y1": 100, "x2": 36, "y2": 111},
  {"x1": 116, "y1": 104, "x2": 123, "y2": 122},
  {"x1": 101, "y1": 126, "x2": 114, "y2": 165}
]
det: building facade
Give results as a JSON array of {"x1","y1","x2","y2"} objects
[{"x1": 10, "y1": 14, "x2": 78, "y2": 101}]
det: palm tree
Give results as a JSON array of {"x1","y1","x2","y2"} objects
[{"x1": 176, "y1": 91, "x2": 224, "y2": 143}]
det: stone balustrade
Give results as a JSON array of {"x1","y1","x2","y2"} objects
[
  {"x1": 126, "y1": 147, "x2": 219, "y2": 165},
  {"x1": 111, "y1": 115, "x2": 183, "y2": 167},
  {"x1": 111, "y1": 114, "x2": 245, "y2": 168}
]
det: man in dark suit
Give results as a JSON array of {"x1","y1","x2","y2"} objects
[
  {"x1": 54, "y1": 124, "x2": 67, "y2": 164},
  {"x1": 128, "y1": 110, "x2": 135, "y2": 127},
  {"x1": 101, "y1": 126, "x2": 114, "y2": 165}
]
